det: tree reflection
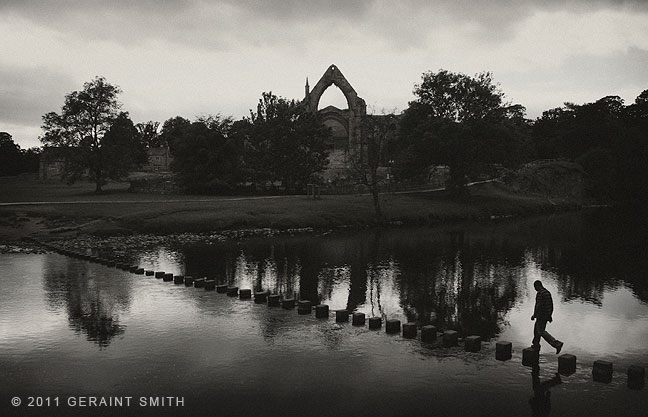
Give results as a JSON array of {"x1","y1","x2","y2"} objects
[
  {"x1": 393, "y1": 246, "x2": 521, "y2": 339},
  {"x1": 43, "y1": 255, "x2": 131, "y2": 348},
  {"x1": 552, "y1": 209, "x2": 648, "y2": 304},
  {"x1": 175, "y1": 209, "x2": 647, "y2": 343}
]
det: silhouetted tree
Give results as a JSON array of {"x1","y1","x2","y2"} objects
[
  {"x1": 532, "y1": 90, "x2": 648, "y2": 206},
  {"x1": 169, "y1": 114, "x2": 245, "y2": 194},
  {"x1": 20, "y1": 146, "x2": 41, "y2": 173},
  {"x1": 39, "y1": 76, "x2": 139, "y2": 192},
  {"x1": 160, "y1": 116, "x2": 191, "y2": 154},
  {"x1": 395, "y1": 69, "x2": 529, "y2": 192},
  {"x1": 239, "y1": 92, "x2": 331, "y2": 191},
  {"x1": 0, "y1": 132, "x2": 24, "y2": 175},
  {"x1": 102, "y1": 112, "x2": 148, "y2": 177}
]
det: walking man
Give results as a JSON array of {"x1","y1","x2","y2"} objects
[{"x1": 531, "y1": 280, "x2": 564, "y2": 353}]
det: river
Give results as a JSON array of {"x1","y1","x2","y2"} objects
[{"x1": 1, "y1": 209, "x2": 646, "y2": 416}]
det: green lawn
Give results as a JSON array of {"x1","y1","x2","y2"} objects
[{"x1": 0, "y1": 174, "x2": 576, "y2": 239}]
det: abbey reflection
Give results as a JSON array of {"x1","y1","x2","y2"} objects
[{"x1": 43, "y1": 254, "x2": 131, "y2": 348}]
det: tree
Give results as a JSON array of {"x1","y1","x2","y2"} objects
[
  {"x1": 135, "y1": 121, "x2": 162, "y2": 147},
  {"x1": 350, "y1": 113, "x2": 398, "y2": 220},
  {"x1": 160, "y1": 116, "x2": 191, "y2": 154},
  {"x1": 240, "y1": 92, "x2": 331, "y2": 191},
  {"x1": 531, "y1": 90, "x2": 648, "y2": 206},
  {"x1": 395, "y1": 69, "x2": 528, "y2": 192},
  {"x1": 168, "y1": 114, "x2": 245, "y2": 194},
  {"x1": 413, "y1": 69, "x2": 506, "y2": 122},
  {"x1": 40, "y1": 76, "x2": 136, "y2": 192},
  {"x1": 0, "y1": 132, "x2": 23, "y2": 176},
  {"x1": 102, "y1": 112, "x2": 148, "y2": 178},
  {"x1": 20, "y1": 147, "x2": 42, "y2": 173}
]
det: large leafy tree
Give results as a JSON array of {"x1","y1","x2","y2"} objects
[
  {"x1": 160, "y1": 116, "x2": 191, "y2": 152},
  {"x1": 412, "y1": 69, "x2": 506, "y2": 122},
  {"x1": 40, "y1": 76, "x2": 141, "y2": 192},
  {"x1": 102, "y1": 112, "x2": 148, "y2": 177},
  {"x1": 0, "y1": 132, "x2": 23, "y2": 175},
  {"x1": 167, "y1": 114, "x2": 245, "y2": 194},
  {"x1": 533, "y1": 91, "x2": 648, "y2": 205},
  {"x1": 239, "y1": 92, "x2": 331, "y2": 191},
  {"x1": 395, "y1": 69, "x2": 529, "y2": 192}
]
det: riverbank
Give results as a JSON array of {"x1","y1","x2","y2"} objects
[{"x1": 0, "y1": 175, "x2": 583, "y2": 245}]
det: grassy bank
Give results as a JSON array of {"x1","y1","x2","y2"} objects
[{"x1": 0, "y1": 174, "x2": 580, "y2": 242}]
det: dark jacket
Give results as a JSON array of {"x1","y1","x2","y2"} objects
[{"x1": 534, "y1": 288, "x2": 554, "y2": 321}]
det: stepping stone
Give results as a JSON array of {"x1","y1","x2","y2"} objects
[
  {"x1": 496, "y1": 341, "x2": 512, "y2": 361},
  {"x1": 402, "y1": 323, "x2": 417, "y2": 339},
  {"x1": 443, "y1": 330, "x2": 458, "y2": 347},
  {"x1": 352, "y1": 312, "x2": 365, "y2": 326},
  {"x1": 315, "y1": 304, "x2": 329, "y2": 318},
  {"x1": 464, "y1": 335, "x2": 481, "y2": 352},
  {"x1": 558, "y1": 354, "x2": 577, "y2": 375},
  {"x1": 593, "y1": 360, "x2": 613, "y2": 383},
  {"x1": 335, "y1": 310, "x2": 349, "y2": 322},
  {"x1": 385, "y1": 319, "x2": 401, "y2": 334},
  {"x1": 368, "y1": 317, "x2": 382, "y2": 330},
  {"x1": 522, "y1": 347, "x2": 539, "y2": 367},
  {"x1": 421, "y1": 325, "x2": 437, "y2": 343}
]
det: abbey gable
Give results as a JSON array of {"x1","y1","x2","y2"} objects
[{"x1": 302, "y1": 65, "x2": 367, "y2": 175}]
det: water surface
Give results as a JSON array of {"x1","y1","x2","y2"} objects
[{"x1": 1, "y1": 210, "x2": 646, "y2": 416}]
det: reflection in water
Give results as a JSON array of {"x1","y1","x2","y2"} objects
[
  {"x1": 42, "y1": 255, "x2": 131, "y2": 348},
  {"x1": 530, "y1": 364, "x2": 562, "y2": 417},
  {"x1": 367, "y1": 260, "x2": 399, "y2": 319},
  {"x1": 1, "y1": 209, "x2": 647, "y2": 417},
  {"x1": 134, "y1": 210, "x2": 647, "y2": 344}
]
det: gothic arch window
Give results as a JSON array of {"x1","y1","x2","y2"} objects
[{"x1": 303, "y1": 65, "x2": 367, "y2": 169}]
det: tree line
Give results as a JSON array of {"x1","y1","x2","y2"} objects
[
  {"x1": 34, "y1": 73, "x2": 647, "y2": 207},
  {"x1": 0, "y1": 132, "x2": 40, "y2": 176},
  {"x1": 392, "y1": 69, "x2": 647, "y2": 206},
  {"x1": 37, "y1": 77, "x2": 330, "y2": 193}
]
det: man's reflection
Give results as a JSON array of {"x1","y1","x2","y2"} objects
[{"x1": 529, "y1": 364, "x2": 562, "y2": 417}]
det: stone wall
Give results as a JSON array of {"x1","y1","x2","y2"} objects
[{"x1": 129, "y1": 174, "x2": 181, "y2": 194}]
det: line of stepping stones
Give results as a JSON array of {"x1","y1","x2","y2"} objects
[{"x1": 35, "y1": 239, "x2": 646, "y2": 390}]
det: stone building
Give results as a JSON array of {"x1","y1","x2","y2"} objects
[
  {"x1": 142, "y1": 146, "x2": 173, "y2": 172},
  {"x1": 38, "y1": 147, "x2": 65, "y2": 180},
  {"x1": 302, "y1": 64, "x2": 367, "y2": 176}
]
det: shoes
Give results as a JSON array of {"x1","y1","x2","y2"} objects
[{"x1": 555, "y1": 341, "x2": 564, "y2": 354}]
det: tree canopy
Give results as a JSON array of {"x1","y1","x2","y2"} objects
[
  {"x1": 40, "y1": 76, "x2": 143, "y2": 192},
  {"x1": 0, "y1": 132, "x2": 24, "y2": 176},
  {"x1": 532, "y1": 90, "x2": 648, "y2": 205},
  {"x1": 394, "y1": 69, "x2": 530, "y2": 191},
  {"x1": 166, "y1": 114, "x2": 244, "y2": 194},
  {"x1": 234, "y1": 92, "x2": 331, "y2": 191}
]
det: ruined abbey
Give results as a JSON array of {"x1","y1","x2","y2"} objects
[{"x1": 302, "y1": 64, "x2": 367, "y2": 176}]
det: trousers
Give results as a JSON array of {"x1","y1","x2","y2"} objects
[{"x1": 532, "y1": 318, "x2": 559, "y2": 349}]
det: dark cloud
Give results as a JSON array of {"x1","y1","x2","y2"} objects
[
  {"x1": 3, "y1": 0, "x2": 646, "y2": 50},
  {"x1": 0, "y1": 0, "x2": 371, "y2": 49},
  {"x1": 0, "y1": 65, "x2": 77, "y2": 125},
  {"x1": 221, "y1": 0, "x2": 373, "y2": 20}
]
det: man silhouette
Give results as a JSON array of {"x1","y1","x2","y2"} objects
[{"x1": 531, "y1": 280, "x2": 564, "y2": 353}]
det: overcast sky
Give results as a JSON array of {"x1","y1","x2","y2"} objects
[{"x1": 1, "y1": 0, "x2": 647, "y2": 149}]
